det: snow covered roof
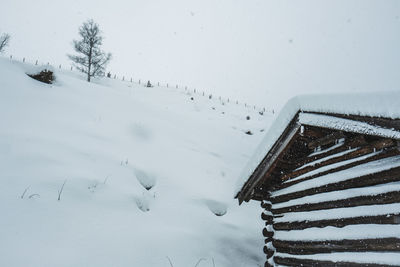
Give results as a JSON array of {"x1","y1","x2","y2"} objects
[{"x1": 235, "y1": 91, "x2": 400, "y2": 203}]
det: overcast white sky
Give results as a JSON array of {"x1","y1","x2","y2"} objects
[{"x1": 1, "y1": 0, "x2": 399, "y2": 108}]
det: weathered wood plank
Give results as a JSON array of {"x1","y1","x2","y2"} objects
[
  {"x1": 304, "y1": 133, "x2": 366, "y2": 162},
  {"x1": 273, "y1": 238, "x2": 400, "y2": 255},
  {"x1": 308, "y1": 112, "x2": 400, "y2": 132},
  {"x1": 279, "y1": 134, "x2": 358, "y2": 170},
  {"x1": 280, "y1": 139, "x2": 396, "y2": 184},
  {"x1": 308, "y1": 131, "x2": 345, "y2": 149},
  {"x1": 270, "y1": 134, "x2": 368, "y2": 180},
  {"x1": 272, "y1": 190, "x2": 400, "y2": 214},
  {"x1": 273, "y1": 213, "x2": 400, "y2": 231},
  {"x1": 274, "y1": 256, "x2": 390, "y2": 267},
  {"x1": 302, "y1": 125, "x2": 333, "y2": 139},
  {"x1": 271, "y1": 160, "x2": 400, "y2": 205}
]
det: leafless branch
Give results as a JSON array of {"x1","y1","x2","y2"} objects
[
  {"x1": 166, "y1": 256, "x2": 174, "y2": 267},
  {"x1": 0, "y1": 33, "x2": 10, "y2": 53},
  {"x1": 58, "y1": 179, "x2": 67, "y2": 201},
  {"x1": 20, "y1": 186, "x2": 30, "y2": 199},
  {"x1": 194, "y1": 258, "x2": 206, "y2": 267}
]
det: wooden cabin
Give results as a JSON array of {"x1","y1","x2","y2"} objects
[{"x1": 235, "y1": 94, "x2": 400, "y2": 267}]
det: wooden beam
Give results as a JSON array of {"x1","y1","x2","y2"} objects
[
  {"x1": 273, "y1": 213, "x2": 400, "y2": 231},
  {"x1": 280, "y1": 138, "x2": 395, "y2": 184},
  {"x1": 236, "y1": 113, "x2": 301, "y2": 203},
  {"x1": 302, "y1": 125, "x2": 333, "y2": 139},
  {"x1": 273, "y1": 238, "x2": 400, "y2": 255},
  {"x1": 276, "y1": 146, "x2": 399, "y2": 195},
  {"x1": 272, "y1": 190, "x2": 400, "y2": 214},
  {"x1": 274, "y1": 256, "x2": 390, "y2": 267},
  {"x1": 280, "y1": 134, "x2": 367, "y2": 174},
  {"x1": 308, "y1": 112, "x2": 400, "y2": 132},
  {"x1": 271, "y1": 165, "x2": 400, "y2": 204},
  {"x1": 308, "y1": 131, "x2": 345, "y2": 149}
]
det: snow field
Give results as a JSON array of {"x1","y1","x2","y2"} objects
[{"x1": 0, "y1": 58, "x2": 273, "y2": 267}]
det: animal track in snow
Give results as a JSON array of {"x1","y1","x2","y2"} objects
[
  {"x1": 134, "y1": 169, "x2": 156, "y2": 190},
  {"x1": 205, "y1": 200, "x2": 228, "y2": 217}
]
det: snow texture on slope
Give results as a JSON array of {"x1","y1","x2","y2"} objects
[{"x1": 0, "y1": 57, "x2": 273, "y2": 267}]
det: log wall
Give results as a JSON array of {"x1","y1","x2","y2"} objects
[{"x1": 260, "y1": 134, "x2": 400, "y2": 266}]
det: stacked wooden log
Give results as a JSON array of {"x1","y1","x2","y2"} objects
[{"x1": 260, "y1": 131, "x2": 400, "y2": 266}]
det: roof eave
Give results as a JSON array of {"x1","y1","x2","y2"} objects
[{"x1": 236, "y1": 112, "x2": 301, "y2": 204}]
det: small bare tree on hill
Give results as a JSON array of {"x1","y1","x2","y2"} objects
[
  {"x1": 0, "y1": 32, "x2": 10, "y2": 53},
  {"x1": 68, "y1": 19, "x2": 111, "y2": 82}
]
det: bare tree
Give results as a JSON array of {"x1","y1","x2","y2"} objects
[
  {"x1": 68, "y1": 19, "x2": 111, "y2": 82},
  {"x1": 0, "y1": 32, "x2": 10, "y2": 53}
]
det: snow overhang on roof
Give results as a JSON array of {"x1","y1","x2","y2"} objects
[{"x1": 235, "y1": 91, "x2": 400, "y2": 204}]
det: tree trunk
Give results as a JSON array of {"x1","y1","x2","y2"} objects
[{"x1": 88, "y1": 44, "x2": 93, "y2": 82}]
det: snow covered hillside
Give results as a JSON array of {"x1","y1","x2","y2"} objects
[{"x1": 0, "y1": 57, "x2": 274, "y2": 267}]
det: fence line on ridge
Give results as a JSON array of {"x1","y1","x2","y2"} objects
[{"x1": 6, "y1": 54, "x2": 274, "y2": 115}]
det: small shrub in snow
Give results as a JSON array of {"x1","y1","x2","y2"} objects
[
  {"x1": 28, "y1": 69, "x2": 55, "y2": 84},
  {"x1": 245, "y1": 130, "x2": 253, "y2": 135}
]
